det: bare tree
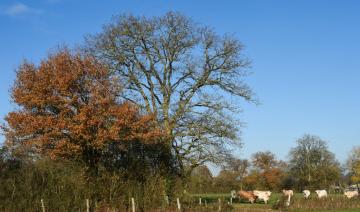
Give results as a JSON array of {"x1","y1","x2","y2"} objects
[
  {"x1": 251, "y1": 151, "x2": 279, "y2": 172},
  {"x1": 223, "y1": 157, "x2": 250, "y2": 190},
  {"x1": 85, "y1": 12, "x2": 256, "y2": 176}
]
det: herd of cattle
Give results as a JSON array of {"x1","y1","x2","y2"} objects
[{"x1": 230, "y1": 189, "x2": 359, "y2": 204}]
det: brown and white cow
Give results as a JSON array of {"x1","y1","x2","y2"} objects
[{"x1": 238, "y1": 191, "x2": 258, "y2": 204}]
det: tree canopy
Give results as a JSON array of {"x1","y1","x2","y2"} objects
[
  {"x1": 288, "y1": 134, "x2": 341, "y2": 190},
  {"x1": 346, "y1": 146, "x2": 360, "y2": 186},
  {"x1": 85, "y1": 12, "x2": 256, "y2": 174},
  {"x1": 245, "y1": 151, "x2": 286, "y2": 190},
  {"x1": 2, "y1": 49, "x2": 163, "y2": 174}
]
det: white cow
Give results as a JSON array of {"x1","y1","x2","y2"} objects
[
  {"x1": 282, "y1": 190, "x2": 293, "y2": 206},
  {"x1": 302, "y1": 190, "x2": 311, "y2": 199},
  {"x1": 282, "y1": 189, "x2": 294, "y2": 197},
  {"x1": 253, "y1": 190, "x2": 272, "y2": 204},
  {"x1": 344, "y1": 190, "x2": 358, "y2": 199},
  {"x1": 315, "y1": 190, "x2": 327, "y2": 198}
]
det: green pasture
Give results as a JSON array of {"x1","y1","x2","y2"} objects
[{"x1": 188, "y1": 193, "x2": 360, "y2": 211}]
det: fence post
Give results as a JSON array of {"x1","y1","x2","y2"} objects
[
  {"x1": 199, "y1": 197, "x2": 202, "y2": 205},
  {"x1": 230, "y1": 196, "x2": 232, "y2": 205},
  {"x1": 41, "y1": 199, "x2": 45, "y2": 212},
  {"x1": 218, "y1": 198, "x2": 221, "y2": 211},
  {"x1": 165, "y1": 195, "x2": 169, "y2": 205},
  {"x1": 177, "y1": 198, "x2": 181, "y2": 211},
  {"x1": 86, "y1": 199, "x2": 90, "y2": 212},
  {"x1": 131, "y1": 197, "x2": 135, "y2": 212}
]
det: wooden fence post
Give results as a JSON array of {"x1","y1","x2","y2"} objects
[
  {"x1": 165, "y1": 195, "x2": 169, "y2": 205},
  {"x1": 218, "y1": 198, "x2": 221, "y2": 211},
  {"x1": 131, "y1": 197, "x2": 135, "y2": 212},
  {"x1": 176, "y1": 198, "x2": 181, "y2": 211},
  {"x1": 86, "y1": 199, "x2": 90, "y2": 212},
  {"x1": 41, "y1": 199, "x2": 45, "y2": 212},
  {"x1": 199, "y1": 197, "x2": 202, "y2": 205}
]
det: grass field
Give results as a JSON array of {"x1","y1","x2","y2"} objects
[{"x1": 188, "y1": 193, "x2": 360, "y2": 211}]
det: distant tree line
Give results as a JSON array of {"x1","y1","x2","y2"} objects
[{"x1": 188, "y1": 135, "x2": 357, "y2": 194}]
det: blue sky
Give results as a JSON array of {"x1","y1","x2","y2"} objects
[{"x1": 1, "y1": 0, "x2": 359, "y2": 168}]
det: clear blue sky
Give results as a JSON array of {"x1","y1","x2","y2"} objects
[{"x1": 1, "y1": 0, "x2": 359, "y2": 167}]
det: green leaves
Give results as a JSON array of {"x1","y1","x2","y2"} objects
[{"x1": 288, "y1": 134, "x2": 341, "y2": 190}]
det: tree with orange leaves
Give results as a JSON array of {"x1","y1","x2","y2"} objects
[
  {"x1": 248, "y1": 151, "x2": 286, "y2": 190},
  {"x1": 2, "y1": 49, "x2": 163, "y2": 175}
]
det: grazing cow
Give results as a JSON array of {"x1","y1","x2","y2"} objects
[
  {"x1": 253, "y1": 190, "x2": 272, "y2": 204},
  {"x1": 315, "y1": 190, "x2": 327, "y2": 198},
  {"x1": 303, "y1": 190, "x2": 311, "y2": 199},
  {"x1": 282, "y1": 189, "x2": 294, "y2": 197},
  {"x1": 282, "y1": 190, "x2": 293, "y2": 206},
  {"x1": 238, "y1": 191, "x2": 257, "y2": 204},
  {"x1": 344, "y1": 190, "x2": 359, "y2": 199}
]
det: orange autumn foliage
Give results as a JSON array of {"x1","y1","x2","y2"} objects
[
  {"x1": 262, "y1": 168, "x2": 285, "y2": 190},
  {"x1": 243, "y1": 168, "x2": 285, "y2": 191},
  {"x1": 3, "y1": 49, "x2": 163, "y2": 166}
]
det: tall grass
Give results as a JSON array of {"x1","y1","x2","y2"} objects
[
  {"x1": 0, "y1": 159, "x2": 174, "y2": 211},
  {"x1": 289, "y1": 195, "x2": 360, "y2": 210}
]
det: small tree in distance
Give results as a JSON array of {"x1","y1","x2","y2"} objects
[
  {"x1": 188, "y1": 165, "x2": 213, "y2": 193},
  {"x1": 288, "y1": 134, "x2": 341, "y2": 190},
  {"x1": 346, "y1": 146, "x2": 360, "y2": 193},
  {"x1": 223, "y1": 157, "x2": 250, "y2": 190},
  {"x1": 246, "y1": 151, "x2": 286, "y2": 191}
]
